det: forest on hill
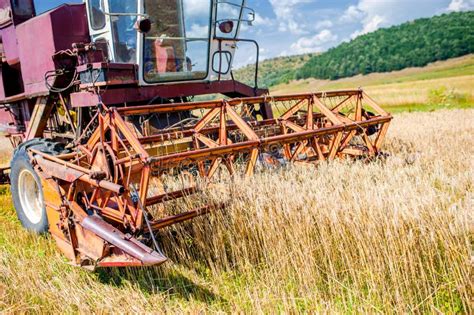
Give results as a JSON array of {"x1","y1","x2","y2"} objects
[
  {"x1": 233, "y1": 53, "x2": 315, "y2": 88},
  {"x1": 234, "y1": 11, "x2": 474, "y2": 87},
  {"x1": 297, "y1": 11, "x2": 474, "y2": 80}
]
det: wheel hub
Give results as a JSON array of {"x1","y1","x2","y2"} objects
[{"x1": 18, "y1": 169, "x2": 43, "y2": 224}]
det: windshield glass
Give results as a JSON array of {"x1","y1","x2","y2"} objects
[
  {"x1": 143, "y1": 0, "x2": 212, "y2": 83},
  {"x1": 109, "y1": 0, "x2": 138, "y2": 63}
]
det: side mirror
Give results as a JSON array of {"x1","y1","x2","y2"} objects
[
  {"x1": 135, "y1": 18, "x2": 152, "y2": 33},
  {"x1": 218, "y1": 20, "x2": 234, "y2": 34},
  {"x1": 247, "y1": 12, "x2": 255, "y2": 25}
]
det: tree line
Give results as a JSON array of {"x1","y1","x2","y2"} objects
[{"x1": 296, "y1": 11, "x2": 474, "y2": 81}]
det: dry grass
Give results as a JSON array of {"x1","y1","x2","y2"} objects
[
  {"x1": 271, "y1": 55, "x2": 474, "y2": 113},
  {"x1": 0, "y1": 109, "x2": 473, "y2": 313},
  {"x1": 275, "y1": 75, "x2": 474, "y2": 113},
  {"x1": 363, "y1": 76, "x2": 473, "y2": 106}
]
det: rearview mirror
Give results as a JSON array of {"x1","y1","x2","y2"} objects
[
  {"x1": 247, "y1": 11, "x2": 255, "y2": 25},
  {"x1": 218, "y1": 20, "x2": 234, "y2": 34},
  {"x1": 135, "y1": 18, "x2": 152, "y2": 33}
]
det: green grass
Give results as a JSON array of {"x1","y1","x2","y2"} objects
[
  {"x1": 1, "y1": 109, "x2": 472, "y2": 313},
  {"x1": 271, "y1": 55, "x2": 474, "y2": 113},
  {"x1": 385, "y1": 102, "x2": 473, "y2": 114},
  {"x1": 0, "y1": 55, "x2": 473, "y2": 313}
]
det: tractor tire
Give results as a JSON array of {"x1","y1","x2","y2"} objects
[{"x1": 10, "y1": 139, "x2": 68, "y2": 234}]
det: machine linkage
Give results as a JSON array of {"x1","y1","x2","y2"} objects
[{"x1": 30, "y1": 89, "x2": 391, "y2": 268}]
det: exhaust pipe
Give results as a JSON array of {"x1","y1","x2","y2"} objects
[{"x1": 80, "y1": 216, "x2": 167, "y2": 267}]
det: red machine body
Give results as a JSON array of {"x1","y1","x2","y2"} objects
[
  {"x1": 0, "y1": 1, "x2": 392, "y2": 269},
  {"x1": 0, "y1": 3, "x2": 91, "y2": 134},
  {"x1": 0, "y1": 1, "x2": 267, "y2": 140}
]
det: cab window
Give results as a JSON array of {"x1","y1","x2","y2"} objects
[
  {"x1": 108, "y1": 1, "x2": 137, "y2": 63},
  {"x1": 11, "y1": 0, "x2": 34, "y2": 23},
  {"x1": 87, "y1": 0, "x2": 106, "y2": 30},
  {"x1": 143, "y1": 0, "x2": 212, "y2": 82}
]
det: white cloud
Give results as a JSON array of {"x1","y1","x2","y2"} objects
[
  {"x1": 344, "y1": 0, "x2": 392, "y2": 38},
  {"x1": 289, "y1": 29, "x2": 338, "y2": 54},
  {"x1": 253, "y1": 13, "x2": 274, "y2": 27},
  {"x1": 342, "y1": 0, "x2": 450, "y2": 40},
  {"x1": 183, "y1": 0, "x2": 209, "y2": 17},
  {"x1": 241, "y1": 13, "x2": 273, "y2": 32},
  {"x1": 233, "y1": 52, "x2": 257, "y2": 69},
  {"x1": 238, "y1": 0, "x2": 463, "y2": 64},
  {"x1": 268, "y1": 0, "x2": 313, "y2": 34},
  {"x1": 315, "y1": 20, "x2": 333, "y2": 30},
  {"x1": 340, "y1": 5, "x2": 365, "y2": 23},
  {"x1": 187, "y1": 24, "x2": 208, "y2": 38},
  {"x1": 447, "y1": 0, "x2": 474, "y2": 11},
  {"x1": 350, "y1": 15, "x2": 384, "y2": 39},
  {"x1": 183, "y1": 0, "x2": 240, "y2": 18},
  {"x1": 217, "y1": 3, "x2": 240, "y2": 18}
]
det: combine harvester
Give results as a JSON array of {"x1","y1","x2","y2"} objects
[{"x1": 0, "y1": 0, "x2": 392, "y2": 268}]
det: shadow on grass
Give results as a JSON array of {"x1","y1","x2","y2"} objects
[{"x1": 95, "y1": 266, "x2": 227, "y2": 306}]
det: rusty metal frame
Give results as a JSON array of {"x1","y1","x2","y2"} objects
[{"x1": 31, "y1": 89, "x2": 392, "y2": 267}]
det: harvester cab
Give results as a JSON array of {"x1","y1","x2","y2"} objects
[
  {"x1": 0, "y1": 0, "x2": 392, "y2": 268},
  {"x1": 84, "y1": 0, "x2": 253, "y2": 84}
]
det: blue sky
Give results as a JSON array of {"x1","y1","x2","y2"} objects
[
  {"x1": 235, "y1": 0, "x2": 474, "y2": 66},
  {"x1": 35, "y1": 0, "x2": 474, "y2": 67},
  {"x1": 35, "y1": 0, "x2": 82, "y2": 14}
]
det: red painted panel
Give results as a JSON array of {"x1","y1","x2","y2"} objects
[
  {"x1": 16, "y1": 4, "x2": 89, "y2": 96},
  {"x1": 16, "y1": 13, "x2": 54, "y2": 96},
  {"x1": 71, "y1": 80, "x2": 268, "y2": 107},
  {"x1": 50, "y1": 4, "x2": 89, "y2": 49},
  {"x1": 1, "y1": 26, "x2": 20, "y2": 65},
  {"x1": 0, "y1": 64, "x2": 4, "y2": 100}
]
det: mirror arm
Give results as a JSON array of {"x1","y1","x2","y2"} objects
[
  {"x1": 103, "y1": 12, "x2": 149, "y2": 18},
  {"x1": 215, "y1": 0, "x2": 256, "y2": 23}
]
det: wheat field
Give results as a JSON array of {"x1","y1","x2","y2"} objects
[{"x1": 0, "y1": 109, "x2": 473, "y2": 313}]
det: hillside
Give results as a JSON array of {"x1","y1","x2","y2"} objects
[
  {"x1": 233, "y1": 53, "x2": 315, "y2": 88},
  {"x1": 272, "y1": 54, "x2": 474, "y2": 113},
  {"x1": 234, "y1": 11, "x2": 474, "y2": 87},
  {"x1": 297, "y1": 11, "x2": 474, "y2": 80}
]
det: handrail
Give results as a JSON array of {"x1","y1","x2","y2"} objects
[{"x1": 115, "y1": 90, "x2": 362, "y2": 115}]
